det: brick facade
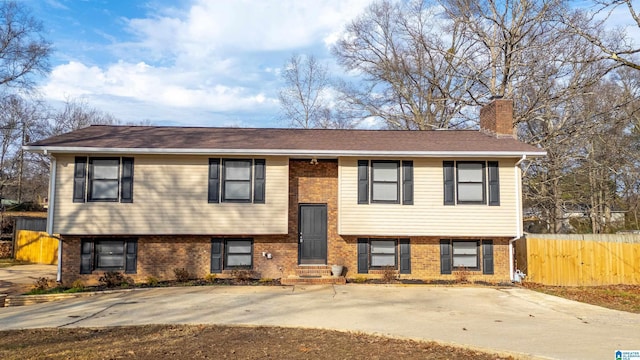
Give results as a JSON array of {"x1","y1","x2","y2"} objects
[
  {"x1": 60, "y1": 235, "x2": 297, "y2": 284},
  {"x1": 338, "y1": 236, "x2": 511, "y2": 282},
  {"x1": 59, "y1": 158, "x2": 513, "y2": 284}
]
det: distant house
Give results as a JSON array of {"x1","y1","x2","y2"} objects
[{"x1": 25, "y1": 99, "x2": 545, "y2": 284}]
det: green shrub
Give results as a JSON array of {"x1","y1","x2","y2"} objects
[{"x1": 146, "y1": 276, "x2": 159, "y2": 286}]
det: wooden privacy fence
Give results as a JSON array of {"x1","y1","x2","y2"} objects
[
  {"x1": 515, "y1": 234, "x2": 640, "y2": 286},
  {"x1": 14, "y1": 230, "x2": 58, "y2": 265}
]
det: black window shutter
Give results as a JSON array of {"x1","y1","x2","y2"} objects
[
  {"x1": 254, "y1": 159, "x2": 266, "y2": 204},
  {"x1": 73, "y1": 157, "x2": 87, "y2": 203},
  {"x1": 399, "y1": 238, "x2": 411, "y2": 274},
  {"x1": 440, "y1": 240, "x2": 452, "y2": 274},
  {"x1": 402, "y1": 161, "x2": 413, "y2": 205},
  {"x1": 482, "y1": 240, "x2": 494, "y2": 275},
  {"x1": 357, "y1": 160, "x2": 369, "y2": 204},
  {"x1": 358, "y1": 160, "x2": 369, "y2": 204},
  {"x1": 125, "y1": 239, "x2": 137, "y2": 274},
  {"x1": 443, "y1": 161, "x2": 455, "y2": 205},
  {"x1": 208, "y1": 159, "x2": 220, "y2": 203},
  {"x1": 211, "y1": 238, "x2": 223, "y2": 273},
  {"x1": 357, "y1": 238, "x2": 369, "y2": 273},
  {"x1": 80, "y1": 239, "x2": 93, "y2": 274},
  {"x1": 120, "y1": 157, "x2": 134, "y2": 203},
  {"x1": 488, "y1": 161, "x2": 500, "y2": 206}
]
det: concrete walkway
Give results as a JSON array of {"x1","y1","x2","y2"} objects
[{"x1": 0, "y1": 284, "x2": 638, "y2": 359}]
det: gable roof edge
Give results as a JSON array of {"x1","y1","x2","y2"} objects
[{"x1": 24, "y1": 145, "x2": 547, "y2": 158}]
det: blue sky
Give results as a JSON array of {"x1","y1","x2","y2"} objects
[
  {"x1": 26, "y1": 0, "x2": 640, "y2": 128},
  {"x1": 29, "y1": 0, "x2": 373, "y2": 127}
]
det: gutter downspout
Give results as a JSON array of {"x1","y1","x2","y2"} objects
[
  {"x1": 46, "y1": 155, "x2": 61, "y2": 282},
  {"x1": 509, "y1": 155, "x2": 526, "y2": 281}
]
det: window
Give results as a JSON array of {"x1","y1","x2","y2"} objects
[
  {"x1": 210, "y1": 238, "x2": 254, "y2": 273},
  {"x1": 90, "y1": 158, "x2": 120, "y2": 201},
  {"x1": 370, "y1": 239, "x2": 397, "y2": 267},
  {"x1": 73, "y1": 157, "x2": 134, "y2": 203},
  {"x1": 457, "y1": 162, "x2": 484, "y2": 203},
  {"x1": 371, "y1": 161, "x2": 399, "y2": 203},
  {"x1": 223, "y1": 159, "x2": 252, "y2": 202},
  {"x1": 358, "y1": 160, "x2": 413, "y2": 205},
  {"x1": 80, "y1": 238, "x2": 137, "y2": 274},
  {"x1": 443, "y1": 161, "x2": 499, "y2": 206},
  {"x1": 452, "y1": 241, "x2": 479, "y2": 269},
  {"x1": 440, "y1": 239, "x2": 493, "y2": 274},
  {"x1": 357, "y1": 238, "x2": 411, "y2": 274},
  {"x1": 208, "y1": 159, "x2": 265, "y2": 204},
  {"x1": 225, "y1": 239, "x2": 253, "y2": 268},
  {"x1": 96, "y1": 240, "x2": 125, "y2": 269}
]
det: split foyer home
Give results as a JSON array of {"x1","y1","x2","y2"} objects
[{"x1": 25, "y1": 99, "x2": 545, "y2": 284}]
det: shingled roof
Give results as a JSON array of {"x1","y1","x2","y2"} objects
[{"x1": 25, "y1": 125, "x2": 545, "y2": 157}]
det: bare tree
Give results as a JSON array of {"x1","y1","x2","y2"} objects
[
  {"x1": 50, "y1": 96, "x2": 120, "y2": 135},
  {"x1": 279, "y1": 54, "x2": 334, "y2": 128},
  {"x1": 0, "y1": 1, "x2": 52, "y2": 91},
  {"x1": 0, "y1": 1, "x2": 52, "y2": 206},
  {"x1": 0, "y1": 94, "x2": 48, "y2": 203},
  {"x1": 561, "y1": 0, "x2": 640, "y2": 70},
  {"x1": 439, "y1": 0, "x2": 566, "y2": 99},
  {"x1": 521, "y1": 64, "x2": 640, "y2": 233},
  {"x1": 333, "y1": 0, "x2": 479, "y2": 130}
]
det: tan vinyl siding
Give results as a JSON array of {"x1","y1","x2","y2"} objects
[
  {"x1": 339, "y1": 158, "x2": 520, "y2": 237},
  {"x1": 53, "y1": 155, "x2": 288, "y2": 235}
]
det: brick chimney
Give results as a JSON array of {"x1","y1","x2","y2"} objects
[{"x1": 480, "y1": 98, "x2": 515, "y2": 138}]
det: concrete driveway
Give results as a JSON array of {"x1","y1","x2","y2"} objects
[
  {"x1": 0, "y1": 284, "x2": 638, "y2": 360},
  {"x1": 0, "y1": 264, "x2": 57, "y2": 295}
]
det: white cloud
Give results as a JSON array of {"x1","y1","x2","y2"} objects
[
  {"x1": 42, "y1": 61, "x2": 271, "y2": 112},
  {"x1": 127, "y1": 0, "x2": 371, "y2": 55},
  {"x1": 40, "y1": 0, "x2": 374, "y2": 126}
]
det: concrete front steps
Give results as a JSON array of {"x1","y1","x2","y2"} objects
[{"x1": 280, "y1": 265, "x2": 346, "y2": 285}]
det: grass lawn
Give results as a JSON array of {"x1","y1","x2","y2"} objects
[
  {"x1": 522, "y1": 283, "x2": 640, "y2": 313},
  {"x1": 0, "y1": 325, "x2": 514, "y2": 360}
]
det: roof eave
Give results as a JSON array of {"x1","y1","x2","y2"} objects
[{"x1": 23, "y1": 145, "x2": 547, "y2": 158}]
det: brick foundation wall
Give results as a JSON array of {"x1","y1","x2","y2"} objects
[
  {"x1": 60, "y1": 235, "x2": 297, "y2": 285},
  {"x1": 339, "y1": 236, "x2": 511, "y2": 282}
]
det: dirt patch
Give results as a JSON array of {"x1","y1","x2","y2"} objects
[
  {"x1": 522, "y1": 283, "x2": 640, "y2": 313},
  {"x1": 0, "y1": 325, "x2": 513, "y2": 360},
  {"x1": 0, "y1": 282, "x2": 30, "y2": 296}
]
